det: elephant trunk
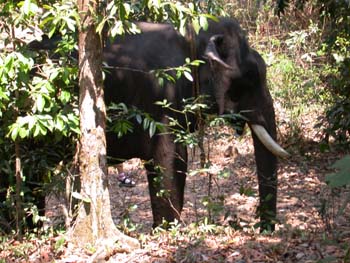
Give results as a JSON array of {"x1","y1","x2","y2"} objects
[
  {"x1": 204, "y1": 35, "x2": 234, "y2": 70},
  {"x1": 249, "y1": 121, "x2": 278, "y2": 231},
  {"x1": 247, "y1": 98, "x2": 284, "y2": 231},
  {"x1": 251, "y1": 129, "x2": 278, "y2": 231}
]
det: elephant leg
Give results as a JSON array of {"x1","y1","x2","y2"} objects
[
  {"x1": 251, "y1": 131, "x2": 278, "y2": 231},
  {"x1": 146, "y1": 135, "x2": 187, "y2": 228}
]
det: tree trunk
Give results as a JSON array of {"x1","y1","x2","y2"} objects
[
  {"x1": 11, "y1": 25, "x2": 23, "y2": 238},
  {"x1": 69, "y1": 0, "x2": 139, "y2": 251}
]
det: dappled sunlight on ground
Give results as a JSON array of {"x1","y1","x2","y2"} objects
[{"x1": 36, "y1": 102, "x2": 350, "y2": 262}]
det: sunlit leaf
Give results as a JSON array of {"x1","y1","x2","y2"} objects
[
  {"x1": 22, "y1": 0, "x2": 31, "y2": 15},
  {"x1": 136, "y1": 114, "x2": 142, "y2": 124},
  {"x1": 48, "y1": 25, "x2": 56, "y2": 38},
  {"x1": 149, "y1": 121, "x2": 156, "y2": 137},
  {"x1": 143, "y1": 118, "x2": 149, "y2": 130},
  {"x1": 184, "y1": 71, "x2": 193, "y2": 82},
  {"x1": 10, "y1": 125, "x2": 19, "y2": 141},
  {"x1": 199, "y1": 16, "x2": 208, "y2": 31},
  {"x1": 111, "y1": 21, "x2": 123, "y2": 37},
  {"x1": 56, "y1": 116, "x2": 65, "y2": 131},
  {"x1": 59, "y1": 90, "x2": 71, "y2": 104},
  {"x1": 35, "y1": 94, "x2": 46, "y2": 112},
  {"x1": 192, "y1": 18, "x2": 200, "y2": 34},
  {"x1": 19, "y1": 127, "x2": 28, "y2": 139},
  {"x1": 72, "y1": 192, "x2": 91, "y2": 203},
  {"x1": 27, "y1": 115, "x2": 36, "y2": 131}
]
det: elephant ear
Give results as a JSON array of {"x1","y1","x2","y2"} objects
[
  {"x1": 246, "y1": 49, "x2": 267, "y2": 89},
  {"x1": 204, "y1": 35, "x2": 233, "y2": 70}
]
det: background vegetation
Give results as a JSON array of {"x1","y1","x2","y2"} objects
[{"x1": 0, "y1": 0, "x2": 349, "y2": 261}]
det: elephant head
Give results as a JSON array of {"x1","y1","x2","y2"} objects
[{"x1": 198, "y1": 18, "x2": 289, "y2": 230}]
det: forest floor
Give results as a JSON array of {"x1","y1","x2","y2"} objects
[{"x1": 1, "y1": 104, "x2": 349, "y2": 262}]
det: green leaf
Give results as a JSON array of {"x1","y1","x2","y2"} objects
[
  {"x1": 149, "y1": 0, "x2": 160, "y2": 9},
  {"x1": 192, "y1": 18, "x2": 200, "y2": 34},
  {"x1": 48, "y1": 25, "x2": 56, "y2": 38},
  {"x1": 35, "y1": 94, "x2": 46, "y2": 112},
  {"x1": 199, "y1": 16, "x2": 209, "y2": 31},
  {"x1": 179, "y1": 17, "x2": 187, "y2": 36},
  {"x1": 190, "y1": 59, "x2": 205, "y2": 66},
  {"x1": 38, "y1": 122, "x2": 47, "y2": 136},
  {"x1": 5, "y1": 55, "x2": 14, "y2": 72},
  {"x1": 149, "y1": 121, "x2": 156, "y2": 138},
  {"x1": 27, "y1": 115, "x2": 36, "y2": 131},
  {"x1": 96, "y1": 17, "x2": 108, "y2": 36},
  {"x1": 188, "y1": 2, "x2": 195, "y2": 12},
  {"x1": 55, "y1": 115, "x2": 65, "y2": 131},
  {"x1": 67, "y1": 113, "x2": 80, "y2": 135},
  {"x1": 326, "y1": 155, "x2": 350, "y2": 187},
  {"x1": 72, "y1": 192, "x2": 91, "y2": 203},
  {"x1": 10, "y1": 125, "x2": 19, "y2": 141},
  {"x1": 18, "y1": 127, "x2": 28, "y2": 139},
  {"x1": 136, "y1": 114, "x2": 142, "y2": 124},
  {"x1": 112, "y1": 120, "x2": 133, "y2": 138},
  {"x1": 184, "y1": 71, "x2": 193, "y2": 82},
  {"x1": 119, "y1": 2, "x2": 126, "y2": 20},
  {"x1": 59, "y1": 90, "x2": 71, "y2": 104},
  {"x1": 0, "y1": 88, "x2": 9, "y2": 101},
  {"x1": 331, "y1": 155, "x2": 350, "y2": 170},
  {"x1": 123, "y1": 3, "x2": 131, "y2": 18},
  {"x1": 143, "y1": 118, "x2": 150, "y2": 130},
  {"x1": 218, "y1": 168, "x2": 231, "y2": 179},
  {"x1": 22, "y1": 0, "x2": 31, "y2": 15},
  {"x1": 176, "y1": 70, "x2": 182, "y2": 79},
  {"x1": 69, "y1": 125, "x2": 80, "y2": 135},
  {"x1": 54, "y1": 236, "x2": 66, "y2": 252},
  {"x1": 111, "y1": 21, "x2": 123, "y2": 37},
  {"x1": 65, "y1": 17, "x2": 76, "y2": 32},
  {"x1": 165, "y1": 73, "x2": 175, "y2": 83}
]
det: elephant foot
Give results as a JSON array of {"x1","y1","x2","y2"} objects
[
  {"x1": 149, "y1": 194, "x2": 183, "y2": 229},
  {"x1": 259, "y1": 219, "x2": 276, "y2": 232},
  {"x1": 151, "y1": 204, "x2": 182, "y2": 229},
  {"x1": 256, "y1": 201, "x2": 277, "y2": 232}
]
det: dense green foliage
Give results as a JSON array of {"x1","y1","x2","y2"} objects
[
  {"x1": 0, "y1": 0, "x2": 220, "y2": 234},
  {"x1": 318, "y1": 1, "x2": 350, "y2": 145},
  {"x1": 0, "y1": 0, "x2": 79, "y2": 233},
  {"x1": 251, "y1": 0, "x2": 350, "y2": 144}
]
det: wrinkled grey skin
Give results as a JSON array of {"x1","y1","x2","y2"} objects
[{"x1": 104, "y1": 17, "x2": 278, "y2": 230}]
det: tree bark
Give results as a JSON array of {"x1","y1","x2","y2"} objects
[{"x1": 69, "y1": 0, "x2": 139, "y2": 251}]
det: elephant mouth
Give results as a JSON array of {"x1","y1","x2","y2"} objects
[{"x1": 250, "y1": 124, "x2": 290, "y2": 158}]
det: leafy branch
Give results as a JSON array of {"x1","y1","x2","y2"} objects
[
  {"x1": 107, "y1": 102, "x2": 165, "y2": 138},
  {"x1": 152, "y1": 58, "x2": 204, "y2": 86}
]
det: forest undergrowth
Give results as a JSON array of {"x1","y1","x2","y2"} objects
[
  {"x1": 1, "y1": 86, "x2": 349, "y2": 262},
  {"x1": 1, "y1": 1, "x2": 350, "y2": 262}
]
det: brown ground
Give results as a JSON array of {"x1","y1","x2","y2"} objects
[
  {"x1": 1, "y1": 105, "x2": 349, "y2": 262},
  {"x1": 104, "y1": 107, "x2": 349, "y2": 262},
  {"x1": 100, "y1": 104, "x2": 349, "y2": 262}
]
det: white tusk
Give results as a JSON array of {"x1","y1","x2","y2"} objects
[{"x1": 251, "y1": 124, "x2": 290, "y2": 158}]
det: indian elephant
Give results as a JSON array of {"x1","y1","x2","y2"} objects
[
  {"x1": 103, "y1": 17, "x2": 289, "y2": 231},
  {"x1": 28, "y1": 17, "x2": 289, "y2": 231}
]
